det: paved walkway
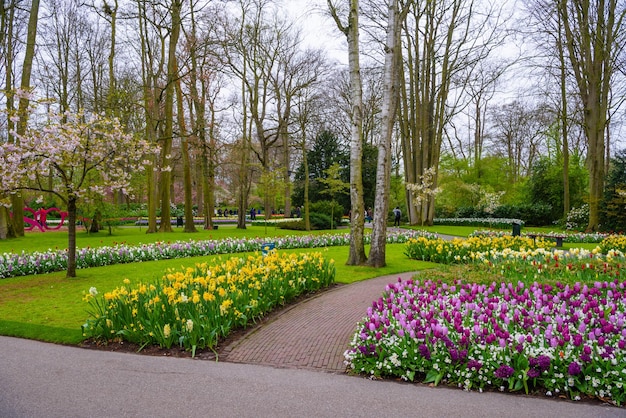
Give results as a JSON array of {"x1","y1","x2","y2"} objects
[{"x1": 221, "y1": 272, "x2": 417, "y2": 371}]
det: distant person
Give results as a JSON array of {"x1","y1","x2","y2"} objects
[
  {"x1": 393, "y1": 206, "x2": 401, "y2": 227},
  {"x1": 250, "y1": 207, "x2": 256, "y2": 220}
]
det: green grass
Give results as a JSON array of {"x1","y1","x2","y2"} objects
[
  {"x1": 0, "y1": 224, "x2": 601, "y2": 346},
  {"x1": 0, "y1": 231, "x2": 437, "y2": 345},
  {"x1": 409, "y1": 225, "x2": 478, "y2": 237}
]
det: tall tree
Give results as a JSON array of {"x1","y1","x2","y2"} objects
[
  {"x1": 557, "y1": 0, "x2": 626, "y2": 231},
  {"x1": 0, "y1": 0, "x2": 23, "y2": 239},
  {"x1": 174, "y1": 62, "x2": 198, "y2": 233},
  {"x1": 328, "y1": 0, "x2": 367, "y2": 265},
  {"x1": 136, "y1": 0, "x2": 166, "y2": 234},
  {"x1": 490, "y1": 101, "x2": 551, "y2": 182},
  {"x1": 9, "y1": 0, "x2": 39, "y2": 237},
  {"x1": 271, "y1": 45, "x2": 326, "y2": 218},
  {"x1": 158, "y1": 0, "x2": 183, "y2": 233},
  {"x1": 368, "y1": 0, "x2": 401, "y2": 267},
  {"x1": 398, "y1": 0, "x2": 508, "y2": 226}
]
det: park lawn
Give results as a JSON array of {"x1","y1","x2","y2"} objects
[
  {"x1": 0, "y1": 242, "x2": 437, "y2": 345},
  {"x1": 0, "y1": 224, "x2": 598, "y2": 346},
  {"x1": 416, "y1": 224, "x2": 574, "y2": 238},
  {"x1": 412, "y1": 225, "x2": 478, "y2": 237}
]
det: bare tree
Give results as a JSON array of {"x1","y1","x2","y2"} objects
[
  {"x1": 489, "y1": 101, "x2": 551, "y2": 182},
  {"x1": 398, "y1": 0, "x2": 510, "y2": 226},
  {"x1": 7, "y1": 0, "x2": 39, "y2": 237},
  {"x1": 368, "y1": 0, "x2": 401, "y2": 268},
  {"x1": 271, "y1": 45, "x2": 327, "y2": 218},
  {"x1": 0, "y1": 0, "x2": 28, "y2": 239},
  {"x1": 157, "y1": 0, "x2": 183, "y2": 233},
  {"x1": 135, "y1": 0, "x2": 167, "y2": 233},
  {"x1": 328, "y1": 0, "x2": 367, "y2": 266},
  {"x1": 557, "y1": 0, "x2": 626, "y2": 231}
]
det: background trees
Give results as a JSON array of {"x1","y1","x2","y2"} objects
[{"x1": 1, "y1": 0, "x2": 626, "y2": 254}]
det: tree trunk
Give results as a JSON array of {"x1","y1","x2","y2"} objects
[
  {"x1": 283, "y1": 130, "x2": 292, "y2": 218},
  {"x1": 158, "y1": 0, "x2": 182, "y2": 233},
  {"x1": 558, "y1": 0, "x2": 619, "y2": 231},
  {"x1": 138, "y1": 0, "x2": 161, "y2": 234},
  {"x1": 368, "y1": 0, "x2": 400, "y2": 268},
  {"x1": 11, "y1": 0, "x2": 40, "y2": 237},
  {"x1": 2, "y1": 1, "x2": 16, "y2": 240},
  {"x1": 558, "y1": 15, "x2": 570, "y2": 216},
  {"x1": 0, "y1": 207, "x2": 9, "y2": 239},
  {"x1": 174, "y1": 63, "x2": 197, "y2": 233},
  {"x1": 66, "y1": 197, "x2": 77, "y2": 278},
  {"x1": 302, "y1": 137, "x2": 311, "y2": 231},
  {"x1": 329, "y1": 0, "x2": 367, "y2": 265}
]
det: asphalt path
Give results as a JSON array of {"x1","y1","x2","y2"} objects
[{"x1": 1, "y1": 336, "x2": 623, "y2": 418}]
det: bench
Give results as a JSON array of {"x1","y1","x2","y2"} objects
[{"x1": 526, "y1": 233, "x2": 567, "y2": 248}]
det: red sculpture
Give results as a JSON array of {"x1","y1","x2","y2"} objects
[{"x1": 23, "y1": 207, "x2": 68, "y2": 232}]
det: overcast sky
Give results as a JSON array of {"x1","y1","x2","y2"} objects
[{"x1": 285, "y1": 0, "x2": 348, "y2": 63}]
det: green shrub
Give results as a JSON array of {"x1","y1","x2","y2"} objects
[
  {"x1": 454, "y1": 204, "x2": 552, "y2": 226},
  {"x1": 277, "y1": 213, "x2": 333, "y2": 230},
  {"x1": 309, "y1": 212, "x2": 332, "y2": 229},
  {"x1": 278, "y1": 220, "x2": 307, "y2": 230},
  {"x1": 310, "y1": 200, "x2": 344, "y2": 227}
]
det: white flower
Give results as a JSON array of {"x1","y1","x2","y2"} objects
[{"x1": 89, "y1": 287, "x2": 98, "y2": 296}]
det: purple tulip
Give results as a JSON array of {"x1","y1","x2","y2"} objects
[
  {"x1": 567, "y1": 361, "x2": 582, "y2": 376},
  {"x1": 467, "y1": 359, "x2": 482, "y2": 371},
  {"x1": 494, "y1": 365, "x2": 515, "y2": 379},
  {"x1": 418, "y1": 344, "x2": 431, "y2": 360}
]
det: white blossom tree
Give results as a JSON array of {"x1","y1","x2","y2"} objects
[
  {"x1": 405, "y1": 167, "x2": 441, "y2": 226},
  {"x1": 0, "y1": 110, "x2": 155, "y2": 277}
]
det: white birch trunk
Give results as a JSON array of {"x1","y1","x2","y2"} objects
[{"x1": 368, "y1": 0, "x2": 400, "y2": 267}]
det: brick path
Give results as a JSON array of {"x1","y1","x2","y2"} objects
[{"x1": 221, "y1": 271, "x2": 418, "y2": 372}]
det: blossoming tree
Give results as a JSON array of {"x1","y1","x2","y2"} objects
[
  {"x1": 405, "y1": 167, "x2": 441, "y2": 226},
  {"x1": 0, "y1": 110, "x2": 155, "y2": 277}
]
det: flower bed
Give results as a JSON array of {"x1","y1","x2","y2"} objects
[
  {"x1": 346, "y1": 245, "x2": 626, "y2": 406},
  {"x1": 82, "y1": 251, "x2": 335, "y2": 355},
  {"x1": 0, "y1": 229, "x2": 437, "y2": 279},
  {"x1": 434, "y1": 217, "x2": 524, "y2": 228},
  {"x1": 404, "y1": 235, "x2": 550, "y2": 264},
  {"x1": 470, "y1": 229, "x2": 611, "y2": 244},
  {"x1": 345, "y1": 277, "x2": 626, "y2": 405},
  {"x1": 470, "y1": 247, "x2": 626, "y2": 285},
  {"x1": 599, "y1": 235, "x2": 626, "y2": 254}
]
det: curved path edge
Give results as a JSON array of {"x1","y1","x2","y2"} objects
[{"x1": 221, "y1": 271, "x2": 419, "y2": 371}]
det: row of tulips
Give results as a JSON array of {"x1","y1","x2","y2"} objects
[
  {"x1": 0, "y1": 229, "x2": 437, "y2": 279},
  {"x1": 344, "y1": 275, "x2": 626, "y2": 405},
  {"x1": 82, "y1": 251, "x2": 335, "y2": 356},
  {"x1": 469, "y1": 229, "x2": 612, "y2": 244},
  {"x1": 471, "y1": 247, "x2": 625, "y2": 285},
  {"x1": 434, "y1": 217, "x2": 524, "y2": 228},
  {"x1": 403, "y1": 235, "x2": 551, "y2": 264}
]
